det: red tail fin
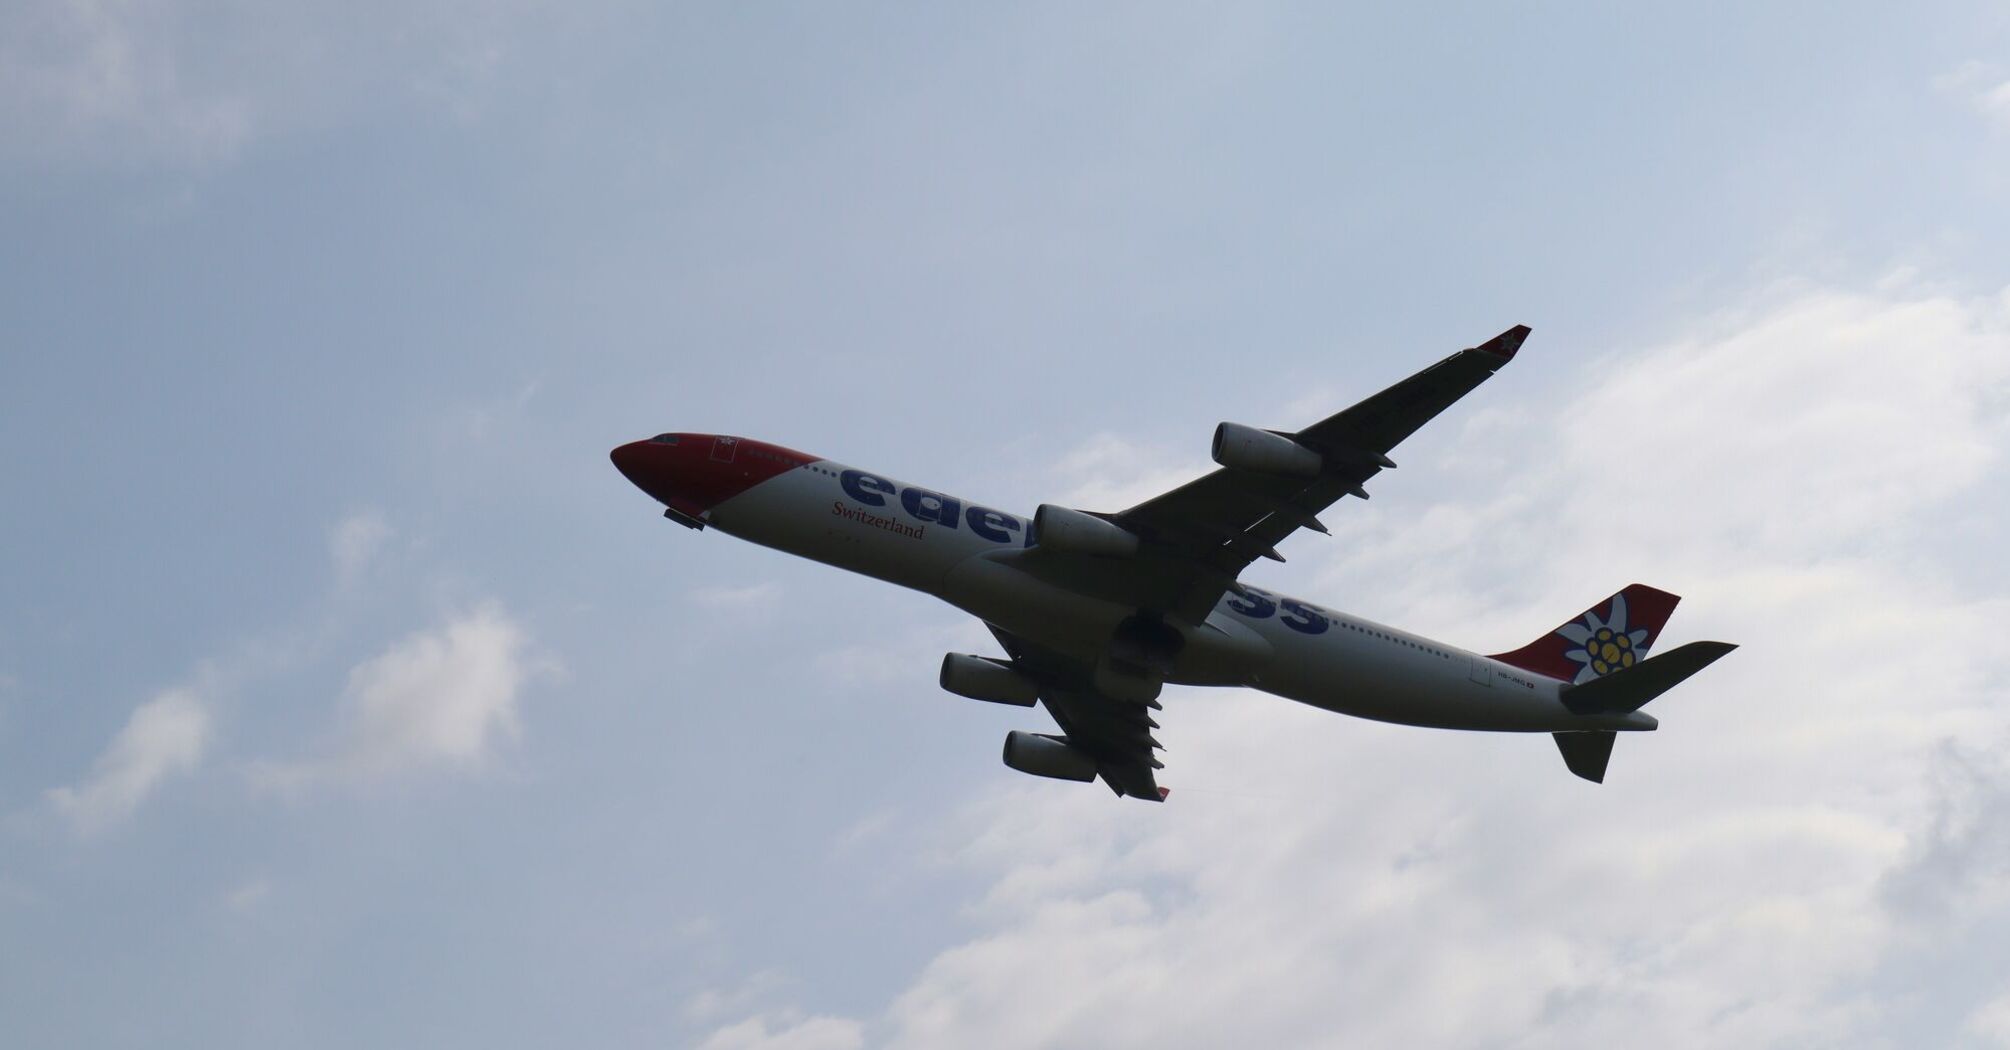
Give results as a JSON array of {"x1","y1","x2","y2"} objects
[{"x1": 1489, "y1": 584, "x2": 1682, "y2": 684}]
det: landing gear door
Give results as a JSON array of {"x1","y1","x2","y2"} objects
[{"x1": 1468, "y1": 656, "x2": 1494, "y2": 687}]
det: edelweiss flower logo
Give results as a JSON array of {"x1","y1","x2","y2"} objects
[{"x1": 1559, "y1": 593, "x2": 1650, "y2": 684}]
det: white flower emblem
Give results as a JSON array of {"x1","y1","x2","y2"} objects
[{"x1": 1559, "y1": 592, "x2": 1651, "y2": 684}]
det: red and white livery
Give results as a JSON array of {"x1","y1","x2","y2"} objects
[{"x1": 613, "y1": 326, "x2": 1736, "y2": 800}]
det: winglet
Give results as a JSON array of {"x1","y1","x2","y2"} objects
[{"x1": 1473, "y1": 324, "x2": 1531, "y2": 361}]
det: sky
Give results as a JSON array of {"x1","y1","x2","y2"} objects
[{"x1": 3, "y1": 2, "x2": 2010, "y2": 1047}]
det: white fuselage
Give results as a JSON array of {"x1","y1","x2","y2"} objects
[{"x1": 709, "y1": 460, "x2": 1649, "y2": 734}]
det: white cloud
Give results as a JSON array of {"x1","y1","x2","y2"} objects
[
  {"x1": 707, "y1": 281, "x2": 2010, "y2": 1047},
  {"x1": 692, "y1": 582, "x2": 783, "y2": 613},
  {"x1": 685, "y1": 969, "x2": 788, "y2": 1023},
  {"x1": 1549, "y1": 288, "x2": 2009, "y2": 555},
  {"x1": 0, "y1": 0, "x2": 552, "y2": 169},
  {"x1": 0, "y1": 0, "x2": 253, "y2": 167},
  {"x1": 329, "y1": 510, "x2": 393, "y2": 586},
  {"x1": 1983, "y1": 82, "x2": 2010, "y2": 131},
  {"x1": 222, "y1": 878, "x2": 271, "y2": 916},
  {"x1": 1969, "y1": 990, "x2": 2010, "y2": 1046},
  {"x1": 1935, "y1": 61, "x2": 2010, "y2": 132},
  {"x1": 442, "y1": 380, "x2": 542, "y2": 444},
  {"x1": 338, "y1": 605, "x2": 532, "y2": 772},
  {"x1": 258, "y1": 605, "x2": 540, "y2": 786},
  {"x1": 814, "y1": 620, "x2": 994, "y2": 690},
  {"x1": 48, "y1": 687, "x2": 210, "y2": 834},
  {"x1": 1934, "y1": 60, "x2": 1993, "y2": 94},
  {"x1": 1051, "y1": 432, "x2": 1213, "y2": 511},
  {"x1": 696, "y1": 1013, "x2": 864, "y2": 1050}
]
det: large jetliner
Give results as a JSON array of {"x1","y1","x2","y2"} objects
[{"x1": 612, "y1": 327, "x2": 1735, "y2": 800}]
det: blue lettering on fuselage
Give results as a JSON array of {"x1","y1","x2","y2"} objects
[
  {"x1": 831, "y1": 471, "x2": 1335, "y2": 621},
  {"x1": 840, "y1": 469, "x2": 898, "y2": 508},
  {"x1": 1280, "y1": 599, "x2": 1330, "y2": 635},
  {"x1": 837, "y1": 468, "x2": 1029, "y2": 546},
  {"x1": 966, "y1": 506, "x2": 1021, "y2": 544},
  {"x1": 1225, "y1": 586, "x2": 1331, "y2": 635},
  {"x1": 900, "y1": 487, "x2": 963, "y2": 529},
  {"x1": 1225, "y1": 588, "x2": 1277, "y2": 619}
]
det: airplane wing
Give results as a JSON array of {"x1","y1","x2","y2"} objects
[
  {"x1": 973, "y1": 327, "x2": 1526, "y2": 799},
  {"x1": 989, "y1": 625, "x2": 1167, "y2": 801},
  {"x1": 1005, "y1": 325, "x2": 1529, "y2": 623}
]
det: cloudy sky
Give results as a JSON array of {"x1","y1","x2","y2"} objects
[{"x1": 4, "y1": 2, "x2": 2010, "y2": 1047}]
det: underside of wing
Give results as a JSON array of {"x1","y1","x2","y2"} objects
[
  {"x1": 961, "y1": 328, "x2": 1529, "y2": 801},
  {"x1": 989, "y1": 625, "x2": 1168, "y2": 801},
  {"x1": 1025, "y1": 326, "x2": 1530, "y2": 622}
]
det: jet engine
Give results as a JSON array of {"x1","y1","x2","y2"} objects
[
  {"x1": 1001, "y1": 730, "x2": 1098, "y2": 782},
  {"x1": 1031, "y1": 504, "x2": 1139, "y2": 557},
  {"x1": 1211, "y1": 422, "x2": 1323, "y2": 478},
  {"x1": 939, "y1": 653, "x2": 1040, "y2": 707}
]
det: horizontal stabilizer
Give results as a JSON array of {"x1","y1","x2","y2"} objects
[
  {"x1": 1553, "y1": 731, "x2": 1615, "y2": 783},
  {"x1": 1561, "y1": 641, "x2": 1738, "y2": 714}
]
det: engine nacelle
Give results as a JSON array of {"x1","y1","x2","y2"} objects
[
  {"x1": 1211, "y1": 422, "x2": 1323, "y2": 478},
  {"x1": 1032, "y1": 504, "x2": 1139, "y2": 557},
  {"x1": 1001, "y1": 730, "x2": 1098, "y2": 783},
  {"x1": 939, "y1": 653, "x2": 1040, "y2": 707}
]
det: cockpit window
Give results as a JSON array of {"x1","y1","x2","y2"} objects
[{"x1": 650, "y1": 434, "x2": 680, "y2": 445}]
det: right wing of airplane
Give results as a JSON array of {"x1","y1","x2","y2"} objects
[
  {"x1": 979, "y1": 326, "x2": 1530, "y2": 798},
  {"x1": 993, "y1": 325, "x2": 1530, "y2": 623}
]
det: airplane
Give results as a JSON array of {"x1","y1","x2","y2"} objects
[{"x1": 611, "y1": 326, "x2": 1736, "y2": 800}]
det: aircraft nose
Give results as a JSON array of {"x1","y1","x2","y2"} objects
[
  {"x1": 610, "y1": 440, "x2": 650, "y2": 485},
  {"x1": 612, "y1": 440, "x2": 681, "y2": 505},
  {"x1": 612, "y1": 437, "x2": 698, "y2": 510}
]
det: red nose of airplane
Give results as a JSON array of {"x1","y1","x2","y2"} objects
[
  {"x1": 613, "y1": 432, "x2": 819, "y2": 521},
  {"x1": 614, "y1": 435, "x2": 726, "y2": 529},
  {"x1": 612, "y1": 433, "x2": 733, "y2": 516},
  {"x1": 609, "y1": 439, "x2": 655, "y2": 491}
]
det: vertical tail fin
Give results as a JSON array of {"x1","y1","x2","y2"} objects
[{"x1": 1490, "y1": 584, "x2": 1681, "y2": 685}]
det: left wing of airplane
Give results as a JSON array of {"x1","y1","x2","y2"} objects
[{"x1": 988, "y1": 625, "x2": 1167, "y2": 800}]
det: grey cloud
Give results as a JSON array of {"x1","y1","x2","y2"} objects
[{"x1": 1882, "y1": 741, "x2": 2010, "y2": 921}]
